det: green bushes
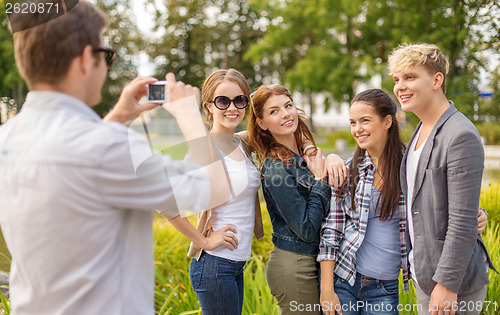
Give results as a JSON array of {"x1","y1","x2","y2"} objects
[
  {"x1": 319, "y1": 129, "x2": 357, "y2": 152},
  {"x1": 481, "y1": 182, "x2": 500, "y2": 221},
  {"x1": 479, "y1": 183, "x2": 500, "y2": 315},
  {"x1": 152, "y1": 212, "x2": 279, "y2": 315},
  {"x1": 153, "y1": 216, "x2": 201, "y2": 314},
  {"x1": 477, "y1": 123, "x2": 500, "y2": 145},
  {"x1": 481, "y1": 221, "x2": 500, "y2": 315}
]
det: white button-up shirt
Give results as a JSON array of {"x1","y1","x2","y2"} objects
[{"x1": 0, "y1": 91, "x2": 210, "y2": 315}]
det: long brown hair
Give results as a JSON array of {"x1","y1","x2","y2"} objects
[
  {"x1": 340, "y1": 89, "x2": 405, "y2": 221},
  {"x1": 247, "y1": 85, "x2": 316, "y2": 163}
]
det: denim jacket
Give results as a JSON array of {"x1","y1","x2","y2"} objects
[{"x1": 261, "y1": 151, "x2": 331, "y2": 256}]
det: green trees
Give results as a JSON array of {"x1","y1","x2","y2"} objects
[
  {"x1": 482, "y1": 66, "x2": 500, "y2": 122},
  {"x1": 1, "y1": 0, "x2": 498, "y2": 121},
  {"x1": 147, "y1": 0, "x2": 268, "y2": 88},
  {"x1": 93, "y1": 0, "x2": 143, "y2": 116},
  {"x1": 0, "y1": 5, "x2": 26, "y2": 112},
  {"x1": 244, "y1": 0, "x2": 500, "y2": 122}
]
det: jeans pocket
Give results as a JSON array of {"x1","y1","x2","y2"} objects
[
  {"x1": 237, "y1": 260, "x2": 246, "y2": 275},
  {"x1": 380, "y1": 279, "x2": 399, "y2": 295},
  {"x1": 333, "y1": 275, "x2": 346, "y2": 286},
  {"x1": 190, "y1": 257, "x2": 204, "y2": 291}
]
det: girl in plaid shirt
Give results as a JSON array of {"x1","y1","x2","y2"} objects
[
  {"x1": 318, "y1": 89, "x2": 409, "y2": 315},
  {"x1": 318, "y1": 89, "x2": 487, "y2": 315}
]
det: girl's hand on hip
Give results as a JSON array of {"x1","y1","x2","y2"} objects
[{"x1": 203, "y1": 225, "x2": 238, "y2": 251}]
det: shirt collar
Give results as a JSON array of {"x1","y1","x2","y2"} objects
[
  {"x1": 23, "y1": 91, "x2": 102, "y2": 122},
  {"x1": 358, "y1": 150, "x2": 375, "y2": 172}
]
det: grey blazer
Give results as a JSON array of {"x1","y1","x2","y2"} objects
[{"x1": 401, "y1": 102, "x2": 496, "y2": 295}]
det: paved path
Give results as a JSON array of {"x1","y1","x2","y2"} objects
[{"x1": 485, "y1": 145, "x2": 500, "y2": 169}]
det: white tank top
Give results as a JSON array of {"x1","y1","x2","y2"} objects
[
  {"x1": 206, "y1": 145, "x2": 261, "y2": 261},
  {"x1": 407, "y1": 126, "x2": 427, "y2": 283}
]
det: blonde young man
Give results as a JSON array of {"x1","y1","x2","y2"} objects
[
  {"x1": 0, "y1": 1, "x2": 232, "y2": 314},
  {"x1": 389, "y1": 43, "x2": 496, "y2": 315}
]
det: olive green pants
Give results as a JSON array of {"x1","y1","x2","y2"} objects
[{"x1": 266, "y1": 247, "x2": 321, "y2": 315}]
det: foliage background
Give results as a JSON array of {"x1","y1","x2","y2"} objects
[{"x1": 1, "y1": 0, "x2": 499, "y2": 122}]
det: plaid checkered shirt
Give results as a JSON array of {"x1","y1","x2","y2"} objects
[{"x1": 317, "y1": 152, "x2": 410, "y2": 292}]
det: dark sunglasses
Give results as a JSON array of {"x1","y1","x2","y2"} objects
[
  {"x1": 211, "y1": 95, "x2": 249, "y2": 110},
  {"x1": 93, "y1": 47, "x2": 115, "y2": 69}
]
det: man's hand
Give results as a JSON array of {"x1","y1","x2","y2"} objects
[
  {"x1": 104, "y1": 77, "x2": 160, "y2": 124},
  {"x1": 162, "y1": 72, "x2": 201, "y2": 118},
  {"x1": 478, "y1": 208, "x2": 487, "y2": 234},
  {"x1": 430, "y1": 283, "x2": 457, "y2": 315}
]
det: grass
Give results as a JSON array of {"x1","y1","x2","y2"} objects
[
  {"x1": 481, "y1": 220, "x2": 500, "y2": 315},
  {"x1": 0, "y1": 289, "x2": 9, "y2": 314},
  {"x1": 0, "y1": 232, "x2": 10, "y2": 275},
  {"x1": 152, "y1": 208, "x2": 280, "y2": 315},
  {"x1": 153, "y1": 142, "x2": 189, "y2": 161},
  {"x1": 242, "y1": 256, "x2": 280, "y2": 315},
  {"x1": 153, "y1": 216, "x2": 201, "y2": 314},
  {"x1": 480, "y1": 182, "x2": 500, "y2": 221}
]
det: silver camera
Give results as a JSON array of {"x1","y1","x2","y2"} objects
[{"x1": 148, "y1": 81, "x2": 168, "y2": 103}]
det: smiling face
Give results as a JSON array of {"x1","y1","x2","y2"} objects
[
  {"x1": 392, "y1": 64, "x2": 442, "y2": 116},
  {"x1": 208, "y1": 80, "x2": 246, "y2": 133},
  {"x1": 257, "y1": 94, "x2": 299, "y2": 142},
  {"x1": 350, "y1": 101, "x2": 392, "y2": 158}
]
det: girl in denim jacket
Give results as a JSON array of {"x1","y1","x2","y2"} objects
[{"x1": 247, "y1": 85, "x2": 333, "y2": 314}]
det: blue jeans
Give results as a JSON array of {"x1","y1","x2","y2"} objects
[
  {"x1": 333, "y1": 273, "x2": 399, "y2": 315},
  {"x1": 190, "y1": 251, "x2": 246, "y2": 315}
]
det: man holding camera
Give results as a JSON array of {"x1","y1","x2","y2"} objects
[{"x1": 0, "y1": 1, "x2": 232, "y2": 314}]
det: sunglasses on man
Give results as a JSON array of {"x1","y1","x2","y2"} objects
[
  {"x1": 211, "y1": 95, "x2": 249, "y2": 110},
  {"x1": 93, "y1": 47, "x2": 115, "y2": 69}
]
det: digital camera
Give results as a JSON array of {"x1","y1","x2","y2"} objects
[{"x1": 148, "y1": 81, "x2": 168, "y2": 103}]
